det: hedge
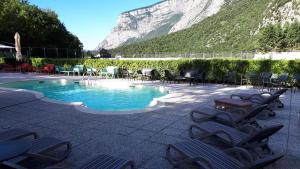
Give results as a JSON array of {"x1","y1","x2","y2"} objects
[{"x1": 2, "y1": 58, "x2": 300, "y2": 82}]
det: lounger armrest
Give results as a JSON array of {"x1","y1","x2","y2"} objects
[
  {"x1": 178, "y1": 156, "x2": 213, "y2": 169},
  {"x1": 224, "y1": 147, "x2": 254, "y2": 165},
  {"x1": 2, "y1": 161, "x2": 28, "y2": 169},
  {"x1": 191, "y1": 110, "x2": 235, "y2": 123},
  {"x1": 189, "y1": 125, "x2": 235, "y2": 145},
  {"x1": 237, "y1": 124, "x2": 259, "y2": 134},
  {"x1": 26, "y1": 141, "x2": 72, "y2": 163},
  {"x1": 247, "y1": 94, "x2": 265, "y2": 103},
  {"x1": 230, "y1": 94, "x2": 245, "y2": 100},
  {"x1": 26, "y1": 152, "x2": 64, "y2": 162},
  {"x1": 261, "y1": 92, "x2": 272, "y2": 96},
  {"x1": 250, "y1": 152, "x2": 284, "y2": 169}
]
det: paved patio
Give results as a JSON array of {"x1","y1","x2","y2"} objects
[{"x1": 0, "y1": 73, "x2": 299, "y2": 169}]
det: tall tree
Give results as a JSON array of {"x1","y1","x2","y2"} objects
[{"x1": 0, "y1": 0, "x2": 82, "y2": 57}]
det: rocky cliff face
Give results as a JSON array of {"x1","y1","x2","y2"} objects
[
  {"x1": 262, "y1": 0, "x2": 300, "y2": 26},
  {"x1": 98, "y1": 0, "x2": 227, "y2": 49}
]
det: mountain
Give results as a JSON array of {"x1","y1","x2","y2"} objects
[
  {"x1": 98, "y1": 0, "x2": 230, "y2": 49},
  {"x1": 109, "y1": 0, "x2": 300, "y2": 56}
]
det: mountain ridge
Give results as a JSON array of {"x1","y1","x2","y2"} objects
[
  {"x1": 98, "y1": 0, "x2": 228, "y2": 49},
  {"x1": 109, "y1": 0, "x2": 300, "y2": 56}
]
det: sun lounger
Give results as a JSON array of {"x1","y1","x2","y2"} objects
[
  {"x1": 2, "y1": 137, "x2": 72, "y2": 169},
  {"x1": 233, "y1": 93, "x2": 281, "y2": 116},
  {"x1": 166, "y1": 139, "x2": 283, "y2": 169},
  {"x1": 191, "y1": 104, "x2": 268, "y2": 127},
  {"x1": 0, "y1": 128, "x2": 38, "y2": 141},
  {"x1": 189, "y1": 121, "x2": 283, "y2": 150},
  {"x1": 231, "y1": 88, "x2": 287, "y2": 108},
  {"x1": 79, "y1": 154, "x2": 136, "y2": 169}
]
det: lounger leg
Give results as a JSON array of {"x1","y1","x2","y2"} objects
[
  {"x1": 189, "y1": 125, "x2": 208, "y2": 139},
  {"x1": 121, "y1": 161, "x2": 137, "y2": 169},
  {"x1": 166, "y1": 144, "x2": 213, "y2": 169},
  {"x1": 166, "y1": 144, "x2": 185, "y2": 168}
]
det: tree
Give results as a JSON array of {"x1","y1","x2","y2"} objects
[
  {"x1": 258, "y1": 24, "x2": 277, "y2": 52},
  {"x1": 258, "y1": 23, "x2": 300, "y2": 52},
  {"x1": 99, "y1": 48, "x2": 112, "y2": 58},
  {"x1": 0, "y1": 0, "x2": 82, "y2": 57},
  {"x1": 286, "y1": 22, "x2": 300, "y2": 50}
]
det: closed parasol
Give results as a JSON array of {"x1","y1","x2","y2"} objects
[{"x1": 14, "y1": 32, "x2": 22, "y2": 61}]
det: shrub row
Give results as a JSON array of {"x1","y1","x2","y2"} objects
[{"x1": 3, "y1": 58, "x2": 300, "y2": 82}]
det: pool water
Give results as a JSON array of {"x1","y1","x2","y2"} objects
[{"x1": 0, "y1": 80, "x2": 168, "y2": 111}]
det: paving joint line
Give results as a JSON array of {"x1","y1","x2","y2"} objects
[
  {"x1": 0, "y1": 97, "x2": 45, "y2": 110},
  {"x1": 285, "y1": 89, "x2": 293, "y2": 154}
]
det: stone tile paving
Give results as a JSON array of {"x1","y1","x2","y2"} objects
[{"x1": 0, "y1": 73, "x2": 299, "y2": 168}]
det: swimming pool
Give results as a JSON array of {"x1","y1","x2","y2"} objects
[{"x1": 0, "y1": 80, "x2": 168, "y2": 112}]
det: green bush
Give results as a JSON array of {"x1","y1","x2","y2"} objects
[
  {"x1": 27, "y1": 58, "x2": 300, "y2": 82},
  {"x1": 0, "y1": 57, "x2": 4, "y2": 64}
]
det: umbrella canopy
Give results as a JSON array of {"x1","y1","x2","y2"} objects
[
  {"x1": 0, "y1": 44, "x2": 14, "y2": 49},
  {"x1": 14, "y1": 32, "x2": 22, "y2": 61}
]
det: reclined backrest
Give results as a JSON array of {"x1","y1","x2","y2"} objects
[
  {"x1": 247, "y1": 123, "x2": 284, "y2": 144},
  {"x1": 261, "y1": 93, "x2": 281, "y2": 105},
  {"x1": 274, "y1": 88, "x2": 288, "y2": 96},
  {"x1": 244, "y1": 104, "x2": 268, "y2": 120}
]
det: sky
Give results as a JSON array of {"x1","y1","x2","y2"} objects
[{"x1": 29, "y1": 0, "x2": 160, "y2": 50}]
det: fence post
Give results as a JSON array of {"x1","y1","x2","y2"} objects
[
  {"x1": 56, "y1": 48, "x2": 59, "y2": 58},
  {"x1": 43, "y1": 48, "x2": 46, "y2": 58}
]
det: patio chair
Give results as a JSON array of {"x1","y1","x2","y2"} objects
[
  {"x1": 1, "y1": 63, "x2": 16, "y2": 72},
  {"x1": 223, "y1": 71, "x2": 240, "y2": 85},
  {"x1": 79, "y1": 154, "x2": 136, "y2": 169},
  {"x1": 134, "y1": 70, "x2": 143, "y2": 80},
  {"x1": 73, "y1": 65, "x2": 84, "y2": 76},
  {"x1": 83, "y1": 67, "x2": 97, "y2": 77},
  {"x1": 271, "y1": 73, "x2": 289, "y2": 89},
  {"x1": 119, "y1": 68, "x2": 129, "y2": 79},
  {"x1": 241, "y1": 72, "x2": 260, "y2": 87},
  {"x1": 260, "y1": 72, "x2": 272, "y2": 90},
  {"x1": 231, "y1": 88, "x2": 287, "y2": 108},
  {"x1": 190, "y1": 104, "x2": 268, "y2": 127},
  {"x1": 183, "y1": 69, "x2": 205, "y2": 85},
  {"x1": 189, "y1": 121, "x2": 283, "y2": 151},
  {"x1": 99, "y1": 68, "x2": 109, "y2": 78},
  {"x1": 2, "y1": 137, "x2": 72, "y2": 169},
  {"x1": 151, "y1": 69, "x2": 161, "y2": 81},
  {"x1": 142, "y1": 68, "x2": 154, "y2": 80},
  {"x1": 166, "y1": 139, "x2": 283, "y2": 169},
  {"x1": 174, "y1": 70, "x2": 187, "y2": 83},
  {"x1": 19, "y1": 63, "x2": 34, "y2": 72},
  {"x1": 55, "y1": 66, "x2": 65, "y2": 74},
  {"x1": 163, "y1": 69, "x2": 175, "y2": 83},
  {"x1": 43, "y1": 64, "x2": 56, "y2": 74},
  {"x1": 106, "y1": 66, "x2": 119, "y2": 78},
  {"x1": 194, "y1": 70, "x2": 206, "y2": 85},
  {"x1": 0, "y1": 128, "x2": 38, "y2": 141},
  {"x1": 293, "y1": 73, "x2": 300, "y2": 91}
]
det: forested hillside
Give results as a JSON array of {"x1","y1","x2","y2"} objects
[
  {"x1": 0, "y1": 0, "x2": 82, "y2": 50},
  {"x1": 110, "y1": 0, "x2": 299, "y2": 56}
]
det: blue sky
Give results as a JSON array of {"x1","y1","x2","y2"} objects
[{"x1": 29, "y1": 0, "x2": 160, "y2": 50}]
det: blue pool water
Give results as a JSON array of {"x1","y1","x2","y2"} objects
[{"x1": 0, "y1": 80, "x2": 167, "y2": 111}]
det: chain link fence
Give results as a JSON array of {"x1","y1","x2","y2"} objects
[
  {"x1": 0, "y1": 47, "x2": 83, "y2": 59},
  {"x1": 1, "y1": 48, "x2": 255, "y2": 60},
  {"x1": 125, "y1": 51, "x2": 255, "y2": 59}
]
